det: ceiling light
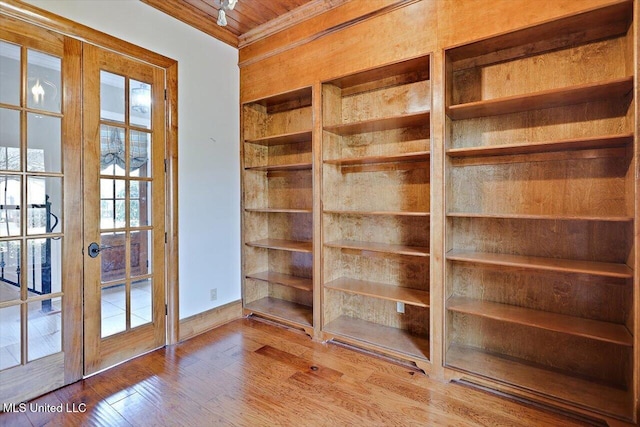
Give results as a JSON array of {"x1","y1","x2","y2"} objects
[
  {"x1": 217, "y1": 0, "x2": 237, "y2": 26},
  {"x1": 217, "y1": 9, "x2": 227, "y2": 26}
]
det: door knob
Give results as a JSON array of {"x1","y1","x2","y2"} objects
[{"x1": 88, "y1": 242, "x2": 101, "y2": 258}]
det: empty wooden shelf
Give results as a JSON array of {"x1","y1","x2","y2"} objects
[
  {"x1": 325, "y1": 277, "x2": 430, "y2": 307},
  {"x1": 446, "y1": 77, "x2": 633, "y2": 120},
  {"x1": 326, "y1": 240, "x2": 429, "y2": 257},
  {"x1": 446, "y1": 345, "x2": 632, "y2": 420},
  {"x1": 246, "y1": 238, "x2": 312, "y2": 253},
  {"x1": 246, "y1": 271, "x2": 313, "y2": 292},
  {"x1": 244, "y1": 130, "x2": 312, "y2": 146},
  {"x1": 446, "y1": 133, "x2": 633, "y2": 158},
  {"x1": 448, "y1": 297, "x2": 632, "y2": 346},
  {"x1": 446, "y1": 250, "x2": 633, "y2": 278},
  {"x1": 245, "y1": 297, "x2": 313, "y2": 328},
  {"x1": 324, "y1": 316, "x2": 430, "y2": 360},
  {"x1": 244, "y1": 162, "x2": 312, "y2": 172}
]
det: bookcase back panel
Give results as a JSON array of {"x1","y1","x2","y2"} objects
[
  {"x1": 449, "y1": 217, "x2": 632, "y2": 263},
  {"x1": 449, "y1": 99, "x2": 632, "y2": 150},
  {"x1": 266, "y1": 213, "x2": 312, "y2": 241},
  {"x1": 449, "y1": 313, "x2": 630, "y2": 386},
  {"x1": 323, "y1": 214, "x2": 429, "y2": 248},
  {"x1": 245, "y1": 278, "x2": 269, "y2": 304},
  {"x1": 450, "y1": 265, "x2": 631, "y2": 324},
  {"x1": 269, "y1": 283, "x2": 313, "y2": 307},
  {"x1": 323, "y1": 248, "x2": 429, "y2": 291},
  {"x1": 340, "y1": 80, "x2": 430, "y2": 123},
  {"x1": 243, "y1": 172, "x2": 268, "y2": 208},
  {"x1": 244, "y1": 141, "x2": 312, "y2": 168},
  {"x1": 452, "y1": 36, "x2": 629, "y2": 104},
  {"x1": 243, "y1": 247, "x2": 268, "y2": 275},
  {"x1": 243, "y1": 105, "x2": 312, "y2": 140},
  {"x1": 267, "y1": 171, "x2": 312, "y2": 209},
  {"x1": 323, "y1": 167, "x2": 429, "y2": 212},
  {"x1": 449, "y1": 157, "x2": 629, "y2": 217},
  {"x1": 268, "y1": 251, "x2": 313, "y2": 278},
  {"x1": 323, "y1": 128, "x2": 429, "y2": 160}
]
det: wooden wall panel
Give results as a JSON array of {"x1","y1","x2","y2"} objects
[
  {"x1": 436, "y1": 0, "x2": 626, "y2": 48},
  {"x1": 240, "y1": 0, "x2": 435, "y2": 102}
]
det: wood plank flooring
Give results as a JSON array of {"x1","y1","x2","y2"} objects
[{"x1": 0, "y1": 317, "x2": 604, "y2": 426}]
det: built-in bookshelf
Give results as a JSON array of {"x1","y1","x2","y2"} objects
[
  {"x1": 444, "y1": 2, "x2": 635, "y2": 420},
  {"x1": 241, "y1": 87, "x2": 314, "y2": 334},
  {"x1": 321, "y1": 56, "x2": 432, "y2": 366}
]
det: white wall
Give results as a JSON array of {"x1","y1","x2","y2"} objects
[{"x1": 23, "y1": 0, "x2": 241, "y2": 319}]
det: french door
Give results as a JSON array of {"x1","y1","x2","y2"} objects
[
  {"x1": 82, "y1": 44, "x2": 166, "y2": 375},
  {"x1": 0, "y1": 16, "x2": 83, "y2": 402}
]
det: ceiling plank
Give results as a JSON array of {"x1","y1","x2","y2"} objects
[{"x1": 141, "y1": 0, "x2": 239, "y2": 46}]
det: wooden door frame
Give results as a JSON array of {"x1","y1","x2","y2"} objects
[{"x1": 0, "y1": 0, "x2": 180, "y2": 362}]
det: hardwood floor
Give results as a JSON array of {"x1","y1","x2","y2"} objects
[{"x1": 1, "y1": 317, "x2": 603, "y2": 426}]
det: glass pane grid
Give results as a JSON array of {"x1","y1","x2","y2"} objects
[
  {"x1": 0, "y1": 43, "x2": 67, "y2": 371},
  {"x1": 97, "y1": 71, "x2": 155, "y2": 341}
]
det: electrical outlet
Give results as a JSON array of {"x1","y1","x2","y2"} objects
[
  {"x1": 210, "y1": 288, "x2": 217, "y2": 301},
  {"x1": 396, "y1": 301, "x2": 405, "y2": 314}
]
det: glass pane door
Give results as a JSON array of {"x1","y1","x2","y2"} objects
[
  {"x1": 0, "y1": 19, "x2": 83, "y2": 404},
  {"x1": 83, "y1": 43, "x2": 165, "y2": 375}
]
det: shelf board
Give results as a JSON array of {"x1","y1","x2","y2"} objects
[
  {"x1": 325, "y1": 316, "x2": 429, "y2": 360},
  {"x1": 244, "y1": 162, "x2": 312, "y2": 172},
  {"x1": 325, "y1": 240, "x2": 429, "y2": 257},
  {"x1": 446, "y1": 250, "x2": 633, "y2": 278},
  {"x1": 245, "y1": 208, "x2": 312, "y2": 214},
  {"x1": 446, "y1": 212, "x2": 634, "y2": 222},
  {"x1": 325, "y1": 210, "x2": 429, "y2": 217},
  {"x1": 446, "y1": 77, "x2": 633, "y2": 120},
  {"x1": 328, "y1": 56, "x2": 430, "y2": 93},
  {"x1": 324, "y1": 151, "x2": 430, "y2": 166},
  {"x1": 324, "y1": 111, "x2": 430, "y2": 136},
  {"x1": 448, "y1": 297, "x2": 632, "y2": 346},
  {"x1": 446, "y1": 1, "x2": 632, "y2": 67},
  {"x1": 246, "y1": 239, "x2": 312, "y2": 253},
  {"x1": 245, "y1": 297, "x2": 312, "y2": 327},
  {"x1": 446, "y1": 134, "x2": 634, "y2": 158},
  {"x1": 325, "y1": 277, "x2": 430, "y2": 307},
  {"x1": 446, "y1": 344, "x2": 632, "y2": 420},
  {"x1": 249, "y1": 87, "x2": 312, "y2": 114},
  {"x1": 244, "y1": 130, "x2": 312, "y2": 146},
  {"x1": 246, "y1": 271, "x2": 313, "y2": 292}
]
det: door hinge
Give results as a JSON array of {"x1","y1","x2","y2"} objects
[
  {"x1": 164, "y1": 88, "x2": 167, "y2": 100},
  {"x1": 165, "y1": 232, "x2": 168, "y2": 244},
  {"x1": 164, "y1": 159, "x2": 168, "y2": 173},
  {"x1": 165, "y1": 304, "x2": 168, "y2": 315}
]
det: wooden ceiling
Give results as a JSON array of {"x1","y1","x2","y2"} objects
[{"x1": 140, "y1": 0, "x2": 350, "y2": 48}]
